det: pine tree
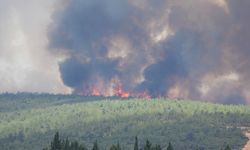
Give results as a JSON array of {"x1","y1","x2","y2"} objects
[
  {"x1": 134, "y1": 136, "x2": 139, "y2": 150},
  {"x1": 92, "y1": 140, "x2": 99, "y2": 150},
  {"x1": 51, "y1": 132, "x2": 61, "y2": 150},
  {"x1": 144, "y1": 140, "x2": 152, "y2": 150},
  {"x1": 167, "y1": 142, "x2": 173, "y2": 150},
  {"x1": 110, "y1": 145, "x2": 118, "y2": 150},
  {"x1": 79, "y1": 145, "x2": 88, "y2": 150},
  {"x1": 117, "y1": 142, "x2": 121, "y2": 150},
  {"x1": 64, "y1": 138, "x2": 70, "y2": 150},
  {"x1": 71, "y1": 141, "x2": 79, "y2": 150},
  {"x1": 224, "y1": 145, "x2": 231, "y2": 150},
  {"x1": 154, "y1": 144, "x2": 161, "y2": 150}
]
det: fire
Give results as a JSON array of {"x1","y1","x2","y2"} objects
[
  {"x1": 79, "y1": 81, "x2": 152, "y2": 99},
  {"x1": 114, "y1": 84, "x2": 130, "y2": 98},
  {"x1": 91, "y1": 87, "x2": 101, "y2": 96},
  {"x1": 135, "y1": 91, "x2": 151, "y2": 99}
]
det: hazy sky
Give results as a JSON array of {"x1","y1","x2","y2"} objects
[
  {"x1": 0, "y1": 0, "x2": 71, "y2": 93},
  {"x1": 1, "y1": 0, "x2": 250, "y2": 104}
]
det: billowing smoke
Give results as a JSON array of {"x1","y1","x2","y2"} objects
[{"x1": 48, "y1": 0, "x2": 250, "y2": 104}]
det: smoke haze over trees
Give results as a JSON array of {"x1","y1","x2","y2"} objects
[
  {"x1": 48, "y1": 0, "x2": 250, "y2": 104},
  {"x1": 1, "y1": 0, "x2": 250, "y2": 104}
]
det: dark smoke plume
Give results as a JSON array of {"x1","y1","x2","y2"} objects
[{"x1": 48, "y1": 0, "x2": 250, "y2": 104}]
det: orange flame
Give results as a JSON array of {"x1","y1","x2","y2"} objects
[
  {"x1": 79, "y1": 81, "x2": 153, "y2": 99},
  {"x1": 91, "y1": 87, "x2": 101, "y2": 96},
  {"x1": 114, "y1": 84, "x2": 130, "y2": 98}
]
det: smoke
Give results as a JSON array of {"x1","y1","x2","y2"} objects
[
  {"x1": 0, "y1": 0, "x2": 70, "y2": 93},
  {"x1": 48, "y1": 0, "x2": 250, "y2": 104}
]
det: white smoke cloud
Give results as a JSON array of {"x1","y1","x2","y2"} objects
[{"x1": 0, "y1": 0, "x2": 71, "y2": 93}]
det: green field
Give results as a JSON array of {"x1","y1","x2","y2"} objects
[{"x1": 0, "y1": 94, "x2": 250, "y2": 150}]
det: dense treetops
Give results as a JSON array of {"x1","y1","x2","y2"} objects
[
  {"x1": 44, "y1": 132, "x2": 232, "y2": 150},
  {"x1": 0, "y1": 94, "x2": 249, "y2": 150}
]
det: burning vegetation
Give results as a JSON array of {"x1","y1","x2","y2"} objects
[
  {"x1": 49, "y1": 0, "x2": 250, "y2": 104},
  {"x1": 77, "y1": 81, "x2": 150, "y2": 99}
]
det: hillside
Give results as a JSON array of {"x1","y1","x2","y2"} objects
[{"x1": 0, "y1": 94, "x2": 250, "y2": 150}]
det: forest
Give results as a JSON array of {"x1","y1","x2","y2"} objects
[
  {"x1": 0, "y1": 93, "x2": 249, "y2": 150},
  {"x1": 43, "y1": 132, "x2": 232, "y2": 150}
]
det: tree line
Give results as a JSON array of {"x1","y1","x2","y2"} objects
[{"x1": 43, "y1": 132, "x2": 232, "y2": 150}]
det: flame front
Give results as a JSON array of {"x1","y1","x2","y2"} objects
[
  {"x1": 113, "y1": 84, "x2": 130, "y2": 98},
  {"x1": 91, "y1": 87, "x2": 101, "y2": 96},
  {"x1": 78, "y1": 81, "x2": 151, "y2": 99}
]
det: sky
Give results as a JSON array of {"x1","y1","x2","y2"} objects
[
  {"x1": 0, "y1": 0, "x2": 71, "y2": 93},
  {"x1": 0, "y1": 0, "x2": 250, "y2": 104}
]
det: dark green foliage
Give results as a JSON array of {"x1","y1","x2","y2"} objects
[
  {"x1": 144, "y1": 140, "x2": 152, "y2": 150},
  {"x1": 109, "y1": 145, "x2": 117, "y2": 150},
  {"x1": 134, "y1": 136, "x2": 139, "y2": 150},
  {"x1": 45, "y1": 133, "x2": 166, "y2": 150},
  {"x1": 142, "y1": 140, "x2": 162, "y2": 150},
  {"x1": 51, "y1": 132, "x2": 61, "y2": 150},
  {"x1": 0, "y1": 94, "x2": 249, "y2": 150},
  {"x1": 44, "y1": 132, "x2": 88, "y2": 150},
  {"x1": 116, "y1": 142, "x2": 121, "y2": 150},
  {"x1": 92, "y1": 141, "x2": 99, "y2": 150},
  {"x1": 153, "y1": 145, "x2": 161, "y2": 150},
  {"x1": 167, "y1": 142, "x2": 173, "y2": 150},
  {"x1": 64, "y1": 138, "x2": 70, "y2": 150},
  {"x1": 43, "y1": 132, "x2": 243, "y2": 150},
  {"x1": 79, "y1": 145, "x2": 88, "y2": 150},
  {"x1": 109, "y1": 143, "x2": 121, "y2": 150},
  {"x1": 224, "y1": 145, "x2": 231, "y2": 150}
]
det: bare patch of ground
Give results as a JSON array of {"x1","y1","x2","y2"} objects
[{"x1": 242, "y1": 132, "x2": 250, "y2": 150}]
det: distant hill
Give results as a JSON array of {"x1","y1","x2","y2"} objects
[{"x1": 0, "y1": 94, "x2": 249, "y2": 150}]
